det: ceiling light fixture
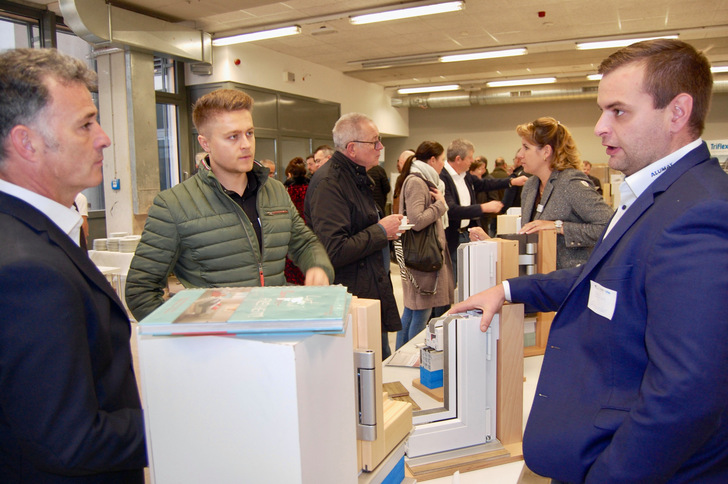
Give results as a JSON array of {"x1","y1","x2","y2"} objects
[
  {"x1": 576, "y1": 35, "x2": 678, "y2": 50},
  {"x1": 586, "y1": 74, "x2": 603, "y2": 81},
  {"x1": 350, "y1": 1, "x2": 463, "y2": 25},
  {"x1": 359, "y1": 54, "x2": 441, "y2": 69},
  {"x1": 440, "y1": 47, "x2": 527, "y2": 63},
  {"x1": 486, "y1": 77, "x2": 557, "y2": 88},
  {"x1": 397, "y1": 84, "x2": 460, "y2": 94},
  {"x1": 212, "y1": 25, "x2": 301, "y2": 46},
  {"x1": 712, "y1": 66, "x2": 728, "y2": 73}
]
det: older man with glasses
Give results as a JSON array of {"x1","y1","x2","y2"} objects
[{"x1": 305, "y1": 113, "x2": 404, "y2": 359}]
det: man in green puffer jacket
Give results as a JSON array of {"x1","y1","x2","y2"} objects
[{"x1": 125, "y1": 89, "x2": 333, "y2": 321}]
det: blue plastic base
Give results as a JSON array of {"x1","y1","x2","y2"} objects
[{"x1": 420, "y1": 366, "x2": 443, "y2": 389}]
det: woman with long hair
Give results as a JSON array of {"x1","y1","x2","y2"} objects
[
  {"x1": 284, "y1": 157, "x2": 309, "y2": 284},
  {"x1": 393, "y1": 141, "x2": 454, "y2": 349},
  {"x1": 516, "y1": 117, "x2": 613, "y2": 268}
]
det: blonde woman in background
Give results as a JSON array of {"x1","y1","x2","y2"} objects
[{"x1": 517, "y1": 117, "x2": 613, "y2": 269}]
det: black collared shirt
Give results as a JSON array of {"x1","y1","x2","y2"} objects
[{"x1": 223, "y1": 173, "x2": 262, "y2": 251}]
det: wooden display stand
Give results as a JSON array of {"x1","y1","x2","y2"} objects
[
  {"x1": 349, "y1": 298, "x2": 413, "y2": 475},
  {"x1": 524, "y1": 229, "x2": 557, "y2": 357}
]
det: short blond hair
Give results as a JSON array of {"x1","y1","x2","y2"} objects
[{"x1": 192, "y1": 89, "x2": 253, "y2": 133}]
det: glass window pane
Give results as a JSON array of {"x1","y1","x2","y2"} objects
[
  {"x1": 0, "y1": 18, "x2": 32, "y2": 49},
  {"x1": 157, "y1": 103, "x2": 180, "y2": 190},
  {"x1": 154, "y1": 57, "x2": 176, "y2": 93},
  {"x1": 30, "y1": 25, "x2": 40, "y2": 48},
  {"x1": 56, "y1": 30, "x2": 95, "y2": 71}
]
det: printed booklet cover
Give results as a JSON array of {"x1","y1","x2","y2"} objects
[{"x1": 138, "y1": 285, "x2": 351, "y2": 336}]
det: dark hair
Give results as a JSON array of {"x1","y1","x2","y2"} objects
[
  {"x1": 469, "y1": 159, "x2": 485, "y2": 172},
  {"x1": 192, "y1": 89, "x2": 253, "y2": 133},
  {"x1": 285, "y1": 157, "x2": 307, "y2": 178},
  {"x1": 393, "y1": 140, "x2": 444, "y2": 200},
  {"x1": 598, "y1": 39, "x2": 712, "y2": 137},
  {"x1": 0, "y1": 48, "x2": 96, "y2": 161},
  {"x1": 516, "y1": 117, "x2": 581, "y2": 171}
]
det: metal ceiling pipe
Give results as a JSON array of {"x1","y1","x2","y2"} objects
[
  {"x1": 59, "y1": 0, "x2": 212, "y2": 63},
  {"x1": 391, "y1": 86, "x2": 597, "y2": 108},
  {"x1": 391, "y1": 81, "x2": 728, "y2": 108}
]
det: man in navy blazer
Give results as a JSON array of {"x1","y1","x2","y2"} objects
[
  {"x1": 0, "y1": 49, "x2": 147, "y2": 482},
  {"x1": 452, "y1": 40, "x2": 728, "y2": 482}
]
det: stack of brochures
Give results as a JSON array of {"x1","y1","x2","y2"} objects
[{"x1": 138, "y1": 285, "x2": 352, "y2": 336}]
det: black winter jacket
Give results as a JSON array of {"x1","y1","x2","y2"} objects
[{"x1": 305, "y1": 151, "x2": 401, "y2": 332}]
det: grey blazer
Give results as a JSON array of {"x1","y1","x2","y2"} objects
[{"x1": 521, "y1": 168, "x2": 613, "y2": 269}]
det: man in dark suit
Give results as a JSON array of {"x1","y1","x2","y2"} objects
[
  {"x1": 452, "y1": 39, "x2": 728, "y2": 482},
  {"x1": 0, "y1": 49, "x2": 147, "y2": 482},
  {"x1": 582, "y1": 160, "x2": 603, "y2": 195},
  {"x1": 440, "y1": 139, "x2": 527, "y2": 281}
]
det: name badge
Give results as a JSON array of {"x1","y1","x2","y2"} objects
[
  {"x1": 536, "y1": 204, "x2": 544, "y2": 213},
  {"x1": 588, "y1": 280, "x2": 617, "y2": 320}
]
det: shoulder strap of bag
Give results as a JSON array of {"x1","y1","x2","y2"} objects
[{"x1": 392, "y1": 239, "x2": 438, "y2": 296}]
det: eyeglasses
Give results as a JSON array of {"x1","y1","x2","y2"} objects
[{"x1": 350, "y1": 136, "x2": 383, "y2": 149}]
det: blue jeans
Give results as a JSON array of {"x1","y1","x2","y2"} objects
[
  {"x1": 382, "y1": 332, "x2": 392, "y2": 361},
  {"x1": 396, "y1": 307, "x2": 432, "y2": 350}
]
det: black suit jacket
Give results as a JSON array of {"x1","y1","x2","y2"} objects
[
  {"x1": 0, "y1": 191, "x2": 146, "y2": 483},
  {"x1": 440, "y1": 167, "x2": 510, "y2": 255}
]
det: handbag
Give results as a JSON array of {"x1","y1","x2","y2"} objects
[
  {"x1": 393, "y1": 239, "x2": 438, "y2": 295},
  {"x1": 398, "y1": 174, "x2": 443, "y2": 272},
  {"x1": 400, "y1": 222, "x2": 443, "y2": 272}
]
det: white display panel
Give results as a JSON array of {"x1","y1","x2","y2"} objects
[
  {"x1": 405, "y1": 313, "x2": 498, "y2": 458},
  {"x1": 137, "y1": 328, "x2": 357, "y2": 484}
]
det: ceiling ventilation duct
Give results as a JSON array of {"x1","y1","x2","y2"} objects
[
  {"x1": 391, "y1": 85, "x2": 598, "y2": 108},
  {"x1": 59, "y1": 0, "x2": 212, "y2": 63},
  {"x1": 392, "y1": 80, "x2": 728, "y2": 109}
]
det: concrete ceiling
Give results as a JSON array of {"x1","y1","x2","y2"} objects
[{"x1": 43, "y1": 0, "x2": 728, "y2": 91}]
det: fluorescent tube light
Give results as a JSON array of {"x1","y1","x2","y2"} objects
[
  {"x1": 576, "y1": 35, "x2": 678, "y2": 50},
  {"x1": 440, "y1": 47, "x2": 527, "y2": 63},
  {"x1": 397, "y1": 84, "x2": 460, "y2": 94},
  {"x1": 359, "y1": 54, "x2": 441, "y2": 69},
  {"x1": 712, "y1": 66, "x2": 728, "y2": 74},
  {"x1": 350, "y1": 1, "x2": 463, "y2": 25},
  {"x1": 486, "y1": 77, "x2": 557, "y2": 88},
  {"x1": 212, "y1": 26, "x2": 301, "y2": 46},
  {"x1": 587, "y1": 74, "x2": 603, "y2": 81}
]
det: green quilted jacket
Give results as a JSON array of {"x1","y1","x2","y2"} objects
[{"x1": 125, "y1": 161, "x2": 334, "y2": 321}]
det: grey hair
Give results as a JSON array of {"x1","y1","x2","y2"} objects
[
  {"x1": 313, "y1": 144, "x2": 334, "y2": 158},
  {"x1": 332, "y1": 112, "x2": 374, "y2": 151},
  {"x1": 446, "y1": 138, "x2": 475, "y2": 162},
  {"x1": 0, "y1": 48, "x2": 97, "y2": 160}
]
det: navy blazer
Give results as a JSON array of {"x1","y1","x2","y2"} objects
[
  {"x1": 510, "y1": 143, "x2": 728, "y2": 482},
  {"x1": 0, "y1": 192, "x2": 146, "y2": 483}
]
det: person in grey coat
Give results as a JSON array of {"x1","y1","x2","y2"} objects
[{"x1": 517, "y1": 117, "x2": 613, "y2": 269}]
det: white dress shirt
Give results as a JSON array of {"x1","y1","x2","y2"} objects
[
  {"x1": 444, "y1": 161, "x2": 471, "y2": 229},
  {"x1": 0, "y1": 179, "x2": 84, "y2": 247}
]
